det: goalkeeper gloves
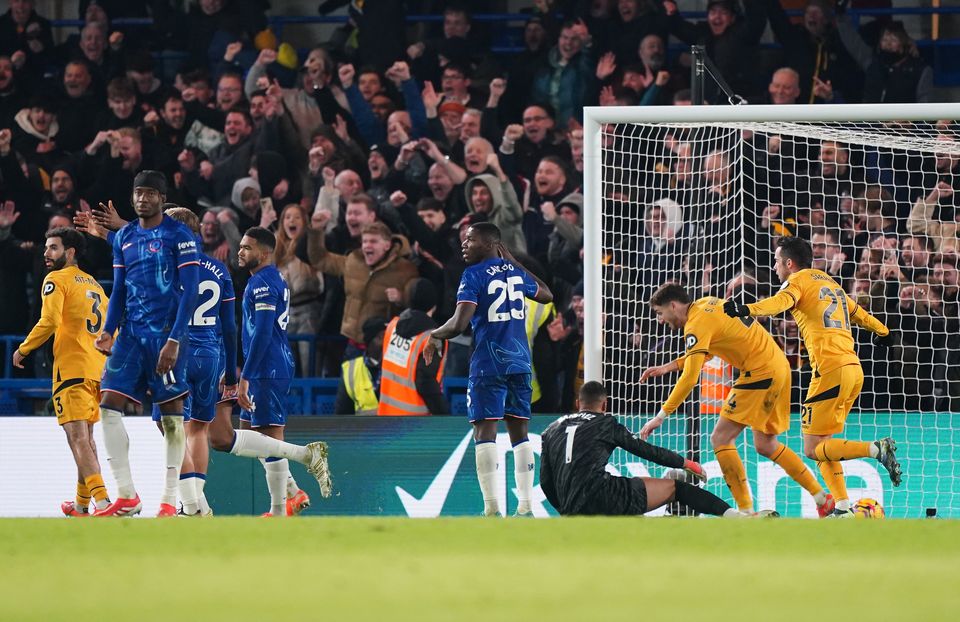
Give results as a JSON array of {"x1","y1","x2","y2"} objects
[
  {"x1": 723, "y1": 299, "x2": 751, "y2": 318},
  {"x1": 873, "y1": 331, "x2": 895, "y2": 348},
  {"x1": 682, "y1": 459, "x2": 707, "y2": 484}
]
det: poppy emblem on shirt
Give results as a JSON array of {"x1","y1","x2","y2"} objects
[{"x1": 147, "y1": 240, "x2": 163, "y2": 253}]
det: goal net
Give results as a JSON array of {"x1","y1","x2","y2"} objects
[{"x1": 583, "y1": 104, "x2": 960, "y2": 518}]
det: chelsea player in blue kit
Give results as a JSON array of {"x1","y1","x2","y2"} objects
[
  {"x1": 93, "y1": 171, "x2": 200, "y2": 517},
  {"x1": 85, "y1": 207, "x2": 325, "y2": 516},
  {"x1": 235, "y1": 227, "x2": 332, "y2": 516},
  {"x1": 157, "y1": 208, "x2": 238, "y2": 516},
  {"x1": 424, "y1": 223, "x2": 553, "y2": 517}
]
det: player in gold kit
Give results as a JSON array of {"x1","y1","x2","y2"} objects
[
  {"x1": 724, "y1": 237, "x2": 901, "y2": 517},
  {"x1": 639, "y1": 283, "x2": 833, "y2": 517},
  {"x1": 13, "y1": 227, "x2": 111, "y2": 516}
]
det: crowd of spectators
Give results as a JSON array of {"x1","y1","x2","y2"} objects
[{"x1": 0, "y1": 0, "x2": 956, "y2": 415}]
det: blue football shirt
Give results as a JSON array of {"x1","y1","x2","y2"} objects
[
  {"x1": 110, "y1": 215, "x2": 199, "y2": 335},
  {"x1": 188, "y1": 253, "x2": 236, "y2": 358},
  {"x1": 241, "y1": 264, "x2": 294, "y2": 380},
  {"x1": 456, "y1": 257, "x2": 539, "y2": 378}
]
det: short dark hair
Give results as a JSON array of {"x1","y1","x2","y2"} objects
[
  {"x1": 524, "y1": 102, "x2": 555, "y2": 120},
  {"x1": 219, "y1": 71, "x2": 243, "y2": 85},
  {"x1": 416, "y1": 198, "x2": 444, "y2": 213},
  {"x1": 443, "y1": 62, "x2": 471, "y2": 80},
  {"x1": 469, "y1": 222, "x2": 501, "y2": 243},
  {"x1": 159, "y1": 88, "x2": 184, "y2": 109},
  {"x1": 348, "y1": 193, "x2": 378, "y2": 215},
  {"x1": 244, "y1": 226, "x2": 276, "y2": 251},
  {"x1": 905, "y1": 234, "x2": 936, "y2": 252},
  {"x1": 649, "y1": 282, "x2": 691, "y2": 307},
  {"x1": 776, "y1": 236, "x2": 813, "y2": 269},
  {"x1": 47, "y1": 227, "x2": 85, "y2": 258},
  {"x1": 539, "y1": 155, "x2": 569, "y2": 178},
  {"x1": 226, "y1": 106, "x2": 253, "y2": 127},
  {"x1": 107, "y1": 77, "x2": 136, "y2": 100},
  {"x1": 182, "y1": 68, "x2": 210, "y2": 86},
  {"x1": 578, "y1": 381, "x2": 607, "y2": 407}
]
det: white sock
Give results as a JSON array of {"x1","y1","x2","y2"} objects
[
  {"x1": 286, "y1": 473, "x2": 299, "y2": 498},
  {"x1": 195, "y1": 476, "x2": 210, "y2": 514},
  {"x1": 869, "y1": 442, "x2": 880, "y2": 458},
  {"x1": 100, "y1": 408, "x2": 136, "y2": 498},
  {"x1": 263, "y1": 459, "x2": 288, "y2": 516},
  {"x1": 230, "y1": 430, "x2": 308, "y2": 463},
  {"x1": 160, "y1": 415, "x2": 186, "y2": 506},
  {"x1": 178, "y1": 473, "x2": 199, "y2": 515},
  {"x1": 475, "y1": 442, "x2": 500, "y2": 516},
  {"x1": 836, "y1": 498, "x2": 851, "y2": 511},
  {"x1": 513, "y1": 440, "x2": 534, "y2": 515},
  {"x1": 94, "y1": 497, "x2": 109, "y2": 510},
  {"x1": 813, "y1": 490, "x2": 828, "y2": 506}
]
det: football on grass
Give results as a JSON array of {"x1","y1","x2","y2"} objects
[{"x1": 852, "y1": 498, "x2": 885, "y2": 519}]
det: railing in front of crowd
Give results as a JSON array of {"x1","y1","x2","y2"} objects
[{"x1": 0, "y1": 335, "x2": 471, "y2": 416}]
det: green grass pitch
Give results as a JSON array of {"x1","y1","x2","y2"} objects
[{"x1": 1, "y1": 518, "x2": 958, "y2": 621}]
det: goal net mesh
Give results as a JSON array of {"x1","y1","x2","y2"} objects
[{"x1": 598, "y1": 118, "x2": 960, "y2": 518}]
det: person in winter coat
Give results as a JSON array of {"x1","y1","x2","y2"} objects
[
  {"x1": 531, "y1": 20, "x2": 596, "y2": 126},
  {"x1": 307, "y1": 217, "x2": 419, "y2": 354},
  {"x1": 837, "y1": 17, "x2": 933, "y2": 104},
  {"x1": 544, "y1": 192, "x2": 584, "y2": 294}
]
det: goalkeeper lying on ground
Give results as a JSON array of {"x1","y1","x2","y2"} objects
[{"x1": 540, "y1": 381, "x2": 766, "y2": 517}]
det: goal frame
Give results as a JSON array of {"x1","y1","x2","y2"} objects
[{"x1": 582, "y1": 102, "x2": 960, "y2": 383}]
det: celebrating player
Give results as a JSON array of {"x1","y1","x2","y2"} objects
[
  {"x1": 236, "y1": 227, "x2": 332, "y2": 516},
  {"x1": 13, "y1": 228, "x2": 112, "y2": 516},
  {"x1": 638, "y1": 283, "x2": 834, "y2": 516},
  {"x1": 541, "y1": 381, "x2": 753, "y2": 517},
  {"x1": 724, "y1": 236, "x2": 901, "y2": 516},
  {"x1": 78, "y1": 205, "x2": 322, "y2": 515},
  {"x1": 423, "y1": 223, "x2": 553, "y2": 517},
  {"x1": 93, "y1": 170, "x2": 199, "y2": 517},
  {"x1": 149, "y1": 208, "x2": 237, "y2": 516}
]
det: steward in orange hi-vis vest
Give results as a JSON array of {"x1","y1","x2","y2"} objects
[{"x1": 377, "y1": 280, "x2": 451, "y2": 415}]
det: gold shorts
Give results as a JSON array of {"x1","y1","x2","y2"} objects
[
  {"x1": 720, "y1": 365, "x2": 791, "y2": 435},
  {"x1": 52, "y1": 379, "x2": 101, "y2": 426},
  {"x1": 800, "y1": 364, "x2": 864, "y2": 436}
]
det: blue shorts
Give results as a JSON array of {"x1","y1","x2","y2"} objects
[
  {"x1": 466, "y1": 373, "x2": 532, "y2": 423},
  {"x1": 151, "y1": 352, "x2": 224, "y2": 423},
  {"x1": 239, "y1": 377, "x2": 290, "y2": 427},
  {"x1": 101, "y1": 330, "x2": 189, "y2": 406}
]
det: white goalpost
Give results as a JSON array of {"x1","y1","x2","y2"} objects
[{"x1": 583, "y1": 103, "x2": 960, "y2": 518}]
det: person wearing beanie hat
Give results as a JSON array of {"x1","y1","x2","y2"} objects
[
  {"x1": 377, "y1": 278, "x2": 451, "y2": 416},
  {"x1": 335, "y1": 316, "x2": 387, "y2": 415},
  {"x1": 90, "y1": 165, "x2": 202, "y2": 517}
]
